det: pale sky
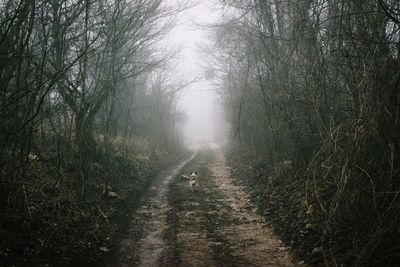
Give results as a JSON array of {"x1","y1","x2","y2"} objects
[{"x1": 163, "y1": 0, "x2": 222, "y2": 147}]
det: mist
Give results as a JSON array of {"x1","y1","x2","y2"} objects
[
  {"x1": 2, "y1": 0, "x2": 399, "y2": 265},
  {"x1": 164, "y1": 0, "x2": 222, "y2": 147}
]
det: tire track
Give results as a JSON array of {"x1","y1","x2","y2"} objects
[
  {"x1": 112, "y1": 147, "x2": 301, "y2": 266},
  {"x1": 166, "y1": 147, "x2": 299, "y2": 266},
  {"x1": 114, "y1": 152, "x2": 197, "y2": 266}
]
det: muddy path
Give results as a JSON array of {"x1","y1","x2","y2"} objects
[
  {"x1": 110, "y1": 152, "x2": 197, "y2": 266},
  {"x1": 111, "y1": 148, "x2": 301, "y2": 266}
]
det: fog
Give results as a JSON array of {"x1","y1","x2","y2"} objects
[{"x1": 164, "y1": 1, "x2": 223, "y2": 147}]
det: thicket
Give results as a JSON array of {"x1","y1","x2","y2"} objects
[
  {"x1": 0, "y1": 0, "x2": 187, "y2": 264},
  {"x1": 209, "y1": 0, "x2": 400, "y2": 265}
]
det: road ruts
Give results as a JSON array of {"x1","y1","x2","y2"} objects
[
  {"x1": 111, "y1": 146, "x2": 302, "y2": 266},
  {"x1": 112, "y1": 152, "x2": 197, "y2": 266},
  {"x1": 165, "y1": 146, "x2": 300, "y2": 267}
]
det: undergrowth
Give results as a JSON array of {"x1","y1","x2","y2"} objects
[
  {"x1": 0, "y1": 146, "x2": 180, "y2": 266},
  {"x1": 227, "y1": 138, "x2": 400, "y2": 266}
]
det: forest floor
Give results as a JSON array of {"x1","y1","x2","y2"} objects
[{"x1": 106, "y1": 145, "x2": 302, "y2": 266}]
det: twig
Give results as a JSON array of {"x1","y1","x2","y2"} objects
[{"x1": 98, "y1": 206, "x2": 110, "y2": 225}]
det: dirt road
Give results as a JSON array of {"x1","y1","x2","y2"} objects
[{"x1": 112, "y1": 148, "x2": 298, "y2": 266}]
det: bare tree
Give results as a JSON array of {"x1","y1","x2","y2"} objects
[
  {"x1": 0, "y1": 0, "x2": 187, "y2": 263},
  {"x1": 209, "y1": 0, "x2": 400, "y2": 265}
]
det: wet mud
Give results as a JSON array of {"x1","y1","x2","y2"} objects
[{"x1": 111, "y1": 148, "x2": 300, "y2": 266}]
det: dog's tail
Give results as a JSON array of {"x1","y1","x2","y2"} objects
[{"x1": 180, "y1": 174, "x2": 189, "y2": 180}]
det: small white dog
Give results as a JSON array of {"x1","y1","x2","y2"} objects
[
  {"x1": 189, "y1": 172, "x2": 198, "y2": 192},
  {"x1": 180, "y1": 171, "x2": 199, "y2": 192}
]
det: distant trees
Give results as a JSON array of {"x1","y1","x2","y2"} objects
[
  {"x1": 210, "y1": 0, "x2": 400, "y2": 264},
  {"x1": 0, "y1": 0, "x2": 186, "y2": 262}
]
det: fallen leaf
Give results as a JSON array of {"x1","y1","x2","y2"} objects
[{"x1": 99, "y1": 247, "x2": 109, "y2": 252}]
